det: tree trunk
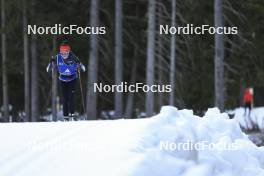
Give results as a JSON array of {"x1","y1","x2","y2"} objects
[
  {"x1": 157, "y1": 2, "x2": 164, "y2": 108},
  {"x1": 239, "y1": 79, "x2": 245, "y2": 106},
  {"x1": 124, "y1": 49, "x2": 137, "y2": 118},
  {"x1": 31, "y1": 34, "x2": 38, "y2": 122},
  {"x1": 51, "y1": 36, "x2": 57, "y2": 121},
  {"x1": 1, "y1": 0, "x2": 9, "y2": 122},
  {"x1": 114, "y1": 0, "x2": 123, "y2": 118},
  {"x1": 169, "y1": 0, "x2": 176, "y2": 106},
  {"x1": 86, "y1": 0, "x2": 100, "y2": 120},
  {"x1": 146, "y1": 0, "x2": 156, "y2": 117},
  {"x1": 30, "y1": 0, "x2": 38, "y2": 122},
  {"x1": 23, "y1": 0, "x2": 30, "y2": 122},
  {"x1": 214, "y1": 0, "x2": 225, "y2": 111}
]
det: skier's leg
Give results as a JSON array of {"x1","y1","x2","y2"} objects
[
  {"x1": 69, "y1": 79, "x2": 76, "y2": 115},
  {"x1": 61, "y1": 81, "x2": 69, "y2": 117},
  {"x1": 244, "y1": 104, "x2": 247, "y2": 116},
  {"x1": 248, "y1": 103, "x2": 251, "y2": 117}
]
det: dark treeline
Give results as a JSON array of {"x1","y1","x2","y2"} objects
[{"x1": 0, "y1": 0, "x2": 264, "y2": 121}]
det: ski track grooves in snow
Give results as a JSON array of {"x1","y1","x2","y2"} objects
[{"x1": 0, "y1": 123, "x2": 89, "y2": 176}]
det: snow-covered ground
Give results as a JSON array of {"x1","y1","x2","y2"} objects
[
  {"x1": 234, "y1": 107, "x2": 264, "y2": 131},
  {"x1": 0, "y1": 106, "x2": 264, "y2": 176}
]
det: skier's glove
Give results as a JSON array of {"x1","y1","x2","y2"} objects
[{"x1": 77, "y1": 63, "x2": 86, "y2": 72}]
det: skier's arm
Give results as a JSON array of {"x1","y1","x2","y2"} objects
[
  {"x1": 71, "y1": 52, "x2": 86, "y2": 72},
  {"x1": 46, "y1": 56, "x2": 56, "y2": 73},
  {"x1": 70, "y1": 51, "x2": 80, "y2": 63}
]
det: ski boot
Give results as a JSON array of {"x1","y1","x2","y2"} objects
[
  {"x1": 69, "y1": 113, "x2": 78, "y2": 121},
  {"x1": 63, "y1": 116, "x2": 70, "y2": 121}
]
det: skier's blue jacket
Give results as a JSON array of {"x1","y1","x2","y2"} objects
[
  {"x1": 57, "y1": 54, "x2": 78, "y2": 81},
  {"x1": 46, "y1": 52, "x2": 85, "y2": 82}
]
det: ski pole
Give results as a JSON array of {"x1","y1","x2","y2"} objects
[
  {"x1": 51, "y1": 56, "x2": 58, "y2": 121},
  {"x1": 78, "y1": 67, "x2": 86, "y2": 119}
]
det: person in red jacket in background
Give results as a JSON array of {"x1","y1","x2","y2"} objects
[{"x1": 243, "y1": 88, "x2": 253, "y2": 117}]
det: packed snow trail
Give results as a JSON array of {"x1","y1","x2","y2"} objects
[
  {"x1": 0, "y1": 106, "x2": 264, "y2": 176},
  {"x1": 234, "y1": 107, "x2": 264, "y2": 131}
]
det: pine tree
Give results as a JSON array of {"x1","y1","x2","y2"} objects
[
  {"x1": 214, "y1": 0, "x2": 225, "y2": 111},
  {"x1": 146, "y1": 0, "x2": 156, "y2": 117},
  {"x1": 86, "y1": 0, "x2": 100, "y2": 120},
  {"x1": 114, "y1": 0, "x2": 123, "y2": 118}
]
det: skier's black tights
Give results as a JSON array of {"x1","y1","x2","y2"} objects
[
  {"x1": 244, "y1": 102, "x2": 251, "y2": 117},
  {"x1": 60, "y1": 79, "x2": 76, "y2": 116}
]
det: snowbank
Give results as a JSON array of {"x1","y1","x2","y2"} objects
[
  {"x1": 234, "y1": 107, "x2": 264, "y2": 131},
  {"x1": 0, "y1": 106, "x2": 264, "y2": 176},
  {"x1": 131, "y1": 106, "x2": 264, "y2": 176}
]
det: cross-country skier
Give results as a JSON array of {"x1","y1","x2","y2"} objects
[
  {"x1": 47, "y1": 41, "x2": 86, "y2": 120},
  {"x1": 243, "y1": 88, "x2": 253, "y2": 117}
]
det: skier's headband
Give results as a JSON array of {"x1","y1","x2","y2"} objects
[{"x1": 60, "y1": 45, "x2": 71, "y2": 53}]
